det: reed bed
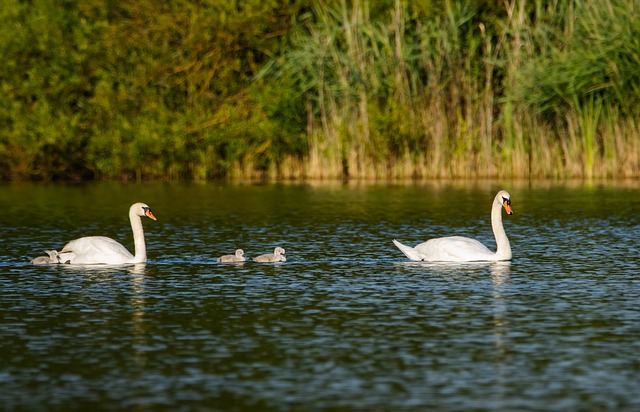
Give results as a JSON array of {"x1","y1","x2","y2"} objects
[
  {"x1": 277, "y1": 0, "x2": 640, "y2": 180},
  {"x1": 1, "y1": 0, "x2": 639, "y2": 180}
]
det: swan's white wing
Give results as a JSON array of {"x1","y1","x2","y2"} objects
[
  {"x1": 414, "y1": 236, "x2": 496, "y2": 262},
  {"x1": 60, "y1": 236, "x2": 134, "y2": 264}
]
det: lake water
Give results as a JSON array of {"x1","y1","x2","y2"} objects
[{"x1": 1, "y1": 181, "x2": 639, "y2": 411}]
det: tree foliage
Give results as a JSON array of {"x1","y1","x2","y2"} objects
[{"x1": 1, "y1": 0, "x2": 639, "y2": 180}]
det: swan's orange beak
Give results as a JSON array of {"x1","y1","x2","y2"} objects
[
  {"x1": 145, "y1": 210, "x2": 157, "y2": 221},
  {"x1": 503, "y1": 200, "x2": 513, "y2": 215}
]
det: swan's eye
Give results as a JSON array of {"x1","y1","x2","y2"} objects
[{"x1": 502, "y1": 197, "x2": 511, "y2": 205}]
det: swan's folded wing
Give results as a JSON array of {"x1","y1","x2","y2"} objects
[
  {"x1": 415, "y1": 236, "x2": 494, "y2": 262},
  {"x1": 61, "y1": 236, "x2": 134, "y2": 264}
]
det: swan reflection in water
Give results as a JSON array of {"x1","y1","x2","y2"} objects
[
  {"x1": 53, "y1": 263, "x2": 152, "y2": 366},
  {"x1": 46, "y1": 262, "x2": 149, "y2": 276},
  {"x1": 489, "y1": 261, "x2": 512, "y2": 397},
  {"x1": 128, "y1": 264, "x2": 150, "y2": 367}
]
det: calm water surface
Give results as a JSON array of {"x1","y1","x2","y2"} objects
[{"x1": 1, "y1": 181, "x2": 639, "y2": 411}]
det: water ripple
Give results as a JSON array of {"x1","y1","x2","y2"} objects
[{"x1": 1, "y1": 183, "x2": 640, "y2": 410}]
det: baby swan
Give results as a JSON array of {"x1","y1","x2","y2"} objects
[
  {"x1": 30, "y1": 250, "x2": 61, "y2": 265},
  {"x1": 253, "y1": 247, "x2": 286, "y2": 263},
  {"x1": 217, "y1": 249, "x2": 246, "y2": 263}
]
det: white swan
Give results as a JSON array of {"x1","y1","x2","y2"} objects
[
  {"x1": 393, "y1": 190, "x2": 513, "y2": 262},
  {"x1": 31, "y1": 202, "x2": 156, "y2": 265},
  {"x1": 217, "y1": 249, "x2": 246, "y2": 263},
  {"x1": 253, "y1": 247, "x2": 286, "y2": 263}
]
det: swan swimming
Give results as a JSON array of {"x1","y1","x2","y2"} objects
[
  {"x1": 31, "y1": 202, "x2": 156, "y2": 265},
  {"x1": 393, "y1": 190, "x2": 513, "y2": 262},
  {"x1": 253, "y1": 247, "x2": 286, "y2": 263},
  {"x1": 217, "y1": 249, "x2": 246, "y2": 263}
]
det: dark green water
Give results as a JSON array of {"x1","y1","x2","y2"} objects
[{"x1": 1, "y1": 181, "x2": 639, "y2": 411}]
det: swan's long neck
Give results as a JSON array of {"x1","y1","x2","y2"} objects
[
  {"x1": 491, "y1": 200, "x2": 511, "y2": 260},
  {"x1": 130, "y1": 210, "x2": 147, "y2": 263}
]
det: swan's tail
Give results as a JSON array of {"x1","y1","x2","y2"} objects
[{"x1": 392, "y1": 239, "x2": 424, "y2": 261}]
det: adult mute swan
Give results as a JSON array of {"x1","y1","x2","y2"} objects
[
  {"x1": 31, "y1": 202, "x2": 156, "y2": 265},
  {"x1": 253, "y1": 247, "x2": 286, "y2": 263},
  {"x1": 217, "y1": 249, "x2": 246, "y2": 263},
  {"x1": 393, "y1": 190, "x2": 513, "y2": 262}
]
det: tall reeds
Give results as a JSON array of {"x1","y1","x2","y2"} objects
[
  {"x1": 279, "y1": 0, "x2": 640, "y2": 179},
  {"x1": 1, "y1": 0, "x2": 639, "y2": 180}
]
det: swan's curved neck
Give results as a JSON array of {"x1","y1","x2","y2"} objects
[
  {"x1": 130, "y1": 210, "x2": 147, "y2": 263},
  {"x1": 491, "y1": 201, "x2": 511, "y2": 260}
]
